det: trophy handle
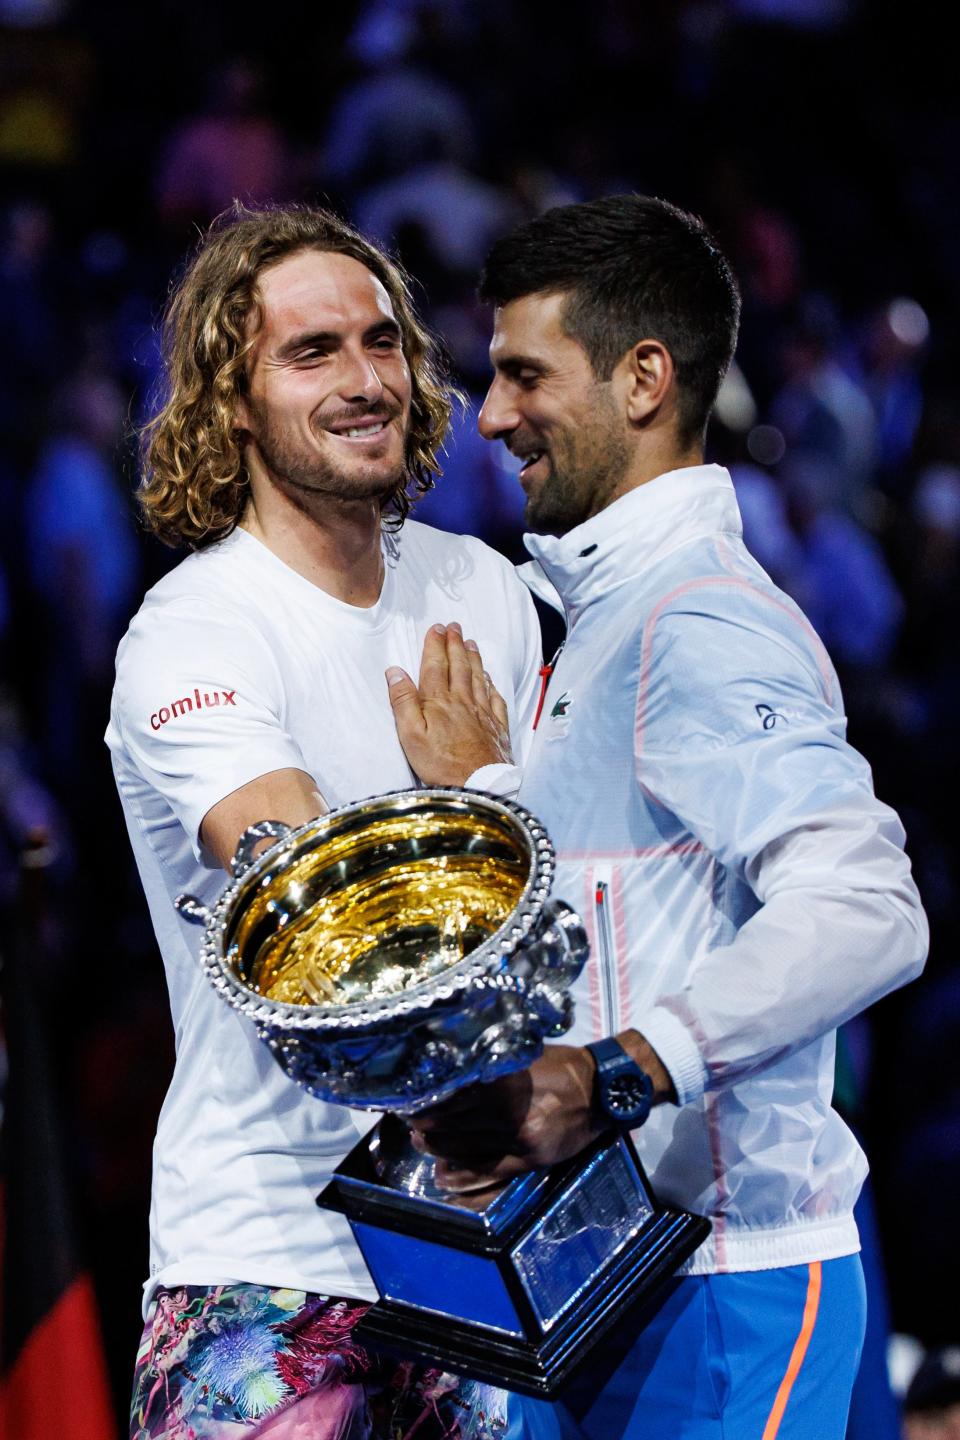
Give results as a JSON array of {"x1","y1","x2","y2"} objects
[
  {"x1": 175, "y1": 818, "x2": 292, "y2": 925},
  {"x1": 537, "y1": 898, "x2": 589, "y2": 974},
  {"x1": 525, "y1": 897, "x2": 589, "y2": 1037},
  {"x1": 231, "y1": 819, "x2": 293, "y2": 877},
  {"x1": 174, "y1": 894, "x2": 211, "y2": 926}
]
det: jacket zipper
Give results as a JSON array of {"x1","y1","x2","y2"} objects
[{"x1": 594, "y1": 869, "x2": 618, "y2": 1035}]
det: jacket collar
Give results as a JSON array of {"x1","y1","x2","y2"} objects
[{"x1": 518, "y1": 463, "x2": 742, "y2": 621}]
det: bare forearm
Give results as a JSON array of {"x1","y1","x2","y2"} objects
[{"x1": 200, "y1": 767, "x2": 327, "y2": 871}]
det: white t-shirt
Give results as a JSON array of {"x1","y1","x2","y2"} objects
[{"x1": 105, "y1": 521, "x2": 542, "y2": 1313}]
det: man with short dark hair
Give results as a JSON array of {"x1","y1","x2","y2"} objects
[{"x1": 391, "y1": 195, "x2": 928, "y2": 1439}]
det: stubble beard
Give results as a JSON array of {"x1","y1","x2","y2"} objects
[
  {"x1": 253, "y1": 409, "x2": 408, "y2": 510},
  {"x1": 524, "y1": 393, "x2": 631, "y2": 537},
  {"x1": 524, "y1": 457, "x2": 587, "y2": 536}
]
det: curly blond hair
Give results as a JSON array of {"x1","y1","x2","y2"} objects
[{"x1": 139, "y1": 204, "x2": 456, "y2": 548}]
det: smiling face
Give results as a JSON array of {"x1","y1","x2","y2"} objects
[
  {"x1": 237, "y1": 248, "x2": 412, "y2": 509},
  {"x1": 478, "y1": 292, "x2": 631, "y2": 535}
]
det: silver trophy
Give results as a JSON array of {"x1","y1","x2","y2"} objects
[{"x1": 177, "y1": 789, "x2": 707, "y2": 1395}]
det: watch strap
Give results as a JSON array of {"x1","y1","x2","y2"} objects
[{"x1": 586, "y1": 1037, "x2": 654, "y2": 1128}]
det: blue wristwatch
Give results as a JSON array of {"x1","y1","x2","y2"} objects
[{"x1": 586, "y1": 1037, "x2": 654, "y2": 1129}]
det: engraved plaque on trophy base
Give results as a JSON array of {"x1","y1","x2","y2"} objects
[{"x1": 318, "y1": 1124, "x2": 710, "y2": 1398}]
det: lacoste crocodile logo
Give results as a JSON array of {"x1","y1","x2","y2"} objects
[{"x1": 550, "y1": 692, "x2": 572, "y2": 719}]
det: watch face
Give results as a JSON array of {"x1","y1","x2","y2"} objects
[{"x1": 607, "y1": 1074, "x2": 650, "y2": 1119}]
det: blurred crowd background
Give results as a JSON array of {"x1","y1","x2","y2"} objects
[{"x1": 1, "y1": 0, "x2": 958, "y2": 1433}]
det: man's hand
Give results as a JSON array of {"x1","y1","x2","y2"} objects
[
  {"x1": 408, "y1": 1043, "x2": 603, "y2": 1194},
  {"x1": 386, "y1": 623, "x2": 513, "y2": 786},
  {"x1": 407, "y1": 1030, "x2": 676, "y2": 1194}
]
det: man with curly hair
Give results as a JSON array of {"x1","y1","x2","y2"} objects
[{"x1": 106, "y1": 204, "x2": 540, "y2": 1438}]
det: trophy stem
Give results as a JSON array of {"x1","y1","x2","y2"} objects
[{"x1": 369, "y1": 1113, "x2": 453, "y2": 1201}]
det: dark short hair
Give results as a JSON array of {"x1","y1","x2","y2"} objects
[
  {"x1": 905, "y1": 1348, "x2": 960, "y2": 1415},
  {"x1": 479, "y1": 194, "x2": 741, "y2": 444}
]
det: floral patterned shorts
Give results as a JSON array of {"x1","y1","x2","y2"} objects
[{"x1": 130, "y1": 1284, "x2": 509, "y2": 1439}]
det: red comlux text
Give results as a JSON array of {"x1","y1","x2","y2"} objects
[{"x1": 150, "y1": 688, "x2": 237, "y2": 731}]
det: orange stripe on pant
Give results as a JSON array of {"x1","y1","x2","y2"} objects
[{"x1": 761, "y1": 1261, "x2": 823, "y2": 1440}]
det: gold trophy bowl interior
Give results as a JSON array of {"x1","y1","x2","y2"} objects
[
  {"x1": 179, "y1": 789, "x2": 577, "y2": 1108},
  {"x1": 226, "y1": 803, "x2": 531, "y2": 1010}
]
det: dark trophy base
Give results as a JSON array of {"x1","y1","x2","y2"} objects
[{"x1": 318, "y1": 1120, "x2": 709, "y2": 1398}]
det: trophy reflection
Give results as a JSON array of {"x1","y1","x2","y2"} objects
[{"x1": 177, "y1": 789, "x2": 708, "y2": 1396}]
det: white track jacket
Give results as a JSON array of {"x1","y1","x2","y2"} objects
[{"x1": 516, "y1": 464, "x2": 927, "y2": 1274}]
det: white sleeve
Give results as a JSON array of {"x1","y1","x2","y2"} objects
[
  {"x1": 112, "y1": 598, "x2": 310, "y2": 860},
  {"x1": 632, "y1": 605, "x2": 928, "y2": 1102},
  {"x1": 464, "y1": 762, "x2": 524, "y2": 799}
]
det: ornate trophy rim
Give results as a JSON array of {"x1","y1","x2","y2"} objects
[{"x1": 191, "y1": 787, "x2": 557, "y2": 1039}]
